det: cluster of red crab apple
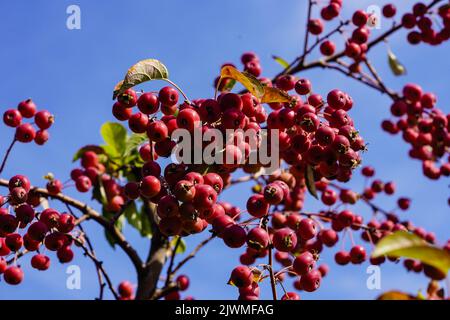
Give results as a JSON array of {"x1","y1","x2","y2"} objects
[
  {"x1": 3, "y1": 99, "x2": 54, "y2": 145},
  {"x1": 382, "y1": 83, "x2": 450, "y2": 181},
  {"x1": 0, "y1": 175, "x2": 76, "y2": 285}
]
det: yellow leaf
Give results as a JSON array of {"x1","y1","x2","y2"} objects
[
  {"x1": 372, "y1": 231, "x2": 450, "y2": 275},
  {"x1": 377, "y1": 291, "x2": 417, "y2": 300},
  {"x1": 220, "y1": 66, "x2": 265, "y2": 99},
  {"x1": 261, "y1": 86, "x2": 292, "y2": 104}
]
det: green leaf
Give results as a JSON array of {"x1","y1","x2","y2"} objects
[
  {"x1": 124, "y1": 133, "x2": 147, "y2": 157},
  {"x1": 372, "y1": 231, "x2": 450, "y2": 275},
  {"x1": 305, "y1": 165, "x2": 318, "y2": 199},
  {"x1": 124, "y1": 201, "x2": 140, "y2": 230},
  {"x1": 388, "y1": 49, "x2": 406, "y2": 76},
  {"x1": 72, "y1": 145, "x2": 104, "y2": 162},
  {"x1": 170, "y1": 236, "x2": 187, "y2": 254},
  {"x1": 220, "y1": 79, "x2": 237, "y2": 92},
  {"x1": 113, "y1": 59, "x2": 169, "y2": 99},
  {"x1": 102, "y1": 207, "x2": 125, "y2": 248},
  {"x1": 272, "y1": 55, "x2": 290, "y2": 69},
  {"x1": 100, "y1": 122, "x2": 127, "y2": 157}
]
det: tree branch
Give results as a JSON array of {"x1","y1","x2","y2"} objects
[{"x1": 0, "y1": 179, "x2": 144, "y2": 274}]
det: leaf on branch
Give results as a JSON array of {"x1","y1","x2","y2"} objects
[
  {"x1": 124, "y1": 133, "x2": 148, "y2": 157},
  {"x1": 272, "y1": 55, "x2": 290, "y2": 69},
  {"x1": 220, "y1": 78, "x2": 237, "y2": 92},
  {"x1": 377, "y1": 290, "x2": 418, "y2": 300},
  {"x1": 220, "y1": 65, "x2": 265, "y2": 99},
  {"x1": 387, "y1": 49, "x2": 406, "y2": 76},
  {"x1": 170, "y1": 236, "x2": 187, "y2": 254},
  {"x1": 260, "y1": 86, "x2": 292, "y2": 104},
  {"x1": 102, "y1": 207, "x2": 125, "y2": 248},
  {"x1": 372, "y1": 231, "x2": 450, "y2": 275},
  {"x1": 113, "y1": 59, "x2": 169, "y2": 99},
  {"x1": 72, "y1": 145, "x2": 105, "y2": 162},
  {"x1": 305, "y1": 165, "x2": 318, "y2": 199},
  {"x1": 100, "y1": 122, "x2": 127, "y2": 158}
]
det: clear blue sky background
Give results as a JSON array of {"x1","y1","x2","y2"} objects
[{"x1": 0, "y1": 0, "x2": 448, "y2": 300}]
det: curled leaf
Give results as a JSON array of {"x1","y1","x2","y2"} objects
[
  {"x1": 113, "y1": 59, "x2": 169, "y2": 99},
  {"x1": 388, "y1": 49, "x2": 406, "y2": 76},
  {"x1": 220, "y1": 65, "x2": 265, "y2": 99},
  {"x1": 261, "y1": 86, "x2": 292, "y2": 104},
  {"x1": 305, "y1": 165, "x2": 318, "y2": 199},
  {"x1": 372, "y1": 231, "x2": 450, "y2": 275},
  {"x1": 272, "y1": 55, "x2": 290, "y2": 69}
]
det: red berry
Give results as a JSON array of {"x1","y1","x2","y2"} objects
[
  {"x1": 117, "y1": 88, "x2": 137, "y2": 107},
  {"x1": 118, "y1": 281, "x2": 134, "y2": 298},
  {"x1": 137, "y1": 92, "x2": 159, "y2": 114},
  {"x1": 15, "y1": 204, "x2": 35, "y2": 224},
  {"x1": 403, "y1": 83, "x2": 422, "y2": 102},
  {"x1": 193, "y1": 184, "x2": 217, "y2": 209},
  {"x1": 3, "y1": 109, "x2": 22, "y2": 127},
  {"x1": 34, "y1": 110, "x2": 54, "y2": 130},
  {"x1": 128, "y1": 112, "x2": 149, "y2": 134},
  {"x1": 300, "y1": 269, "x2": 321, "y2": 292},
  {"x1": 350, "y1": 245, "x2": 366, "y2": 264},
  {"x1": 308, "y1": 19, "x2": 323, "y2": 35},
  {"x1": 273, "y1": 228, "x2": 297, "y2": 252},
  {"x1": 320, "y1": 40, "x2": 336, "y2": 56},
  {"x1": 140, "y1": 175, "x2": 161, "y2": 199},
  {"x1": 281, "y1": 292, "x2": 300, "y2": 300},
  {"x1": 177, "y1": 108, "x2": 201, "y2": 131},
  {"x1": 176, "y1": 275, "x2": 190, "y2": 291},
  {"x1": 335, "y1": 251, "x2": 351, "y2": 265},
  {"x1": 27, "y1": 221, "x2": 49, "y2": 241},
  {"x1": 159, "y1": 86, "x2": 179, "y2": 106},
  {"x1": 246, "y1": 227, "x2": 269, "y2": 251},
  {"x1": 5, "y1": 233, "x2": 23, "y2": 251},
  {"x1": 293, "y1": 251, "x2": 315, "y2": 275},
  {"x1": 18, "y1": 99, "x2": 37, "y2": 118},
  {"x1": 15, "y1": 123, "x2": 36, "y2": 143},
  {"x1": 352, "y1": 10, "x2": 368, "y2": 27},
  {"x1": 112, "y1": 101, "x2": 132, "y2": 121},
  {"x1": 75, "y1": 176, "x2": 92, "y2": 193},
  {"x1": 31, "y1": 254, "x2": 50, "y2": 271},
  {"x1": 46, "y1": 179, "x2": 63, "y2": 195},
  {"x1": 246, "y1": 194, "x2": 269, "y2": 218},
  {"x1": 319, "y1": 229, "x2": 339, "y2": 247},
  {"x1": 223, "y1": 224, "x2": 247, "y2": 248},
  {"x1": 382, "y1": 4, "x2": 396, "y2": 18},
  {"x1": 34, "y1": 130, "x2": 49, "y2": 145},
  {"x1": 327, "y1": 89, "x2": 347, "y2": 109},
  {"x1": 295, "y1": 78, "x2": 312, "y2": 95},
  {"x1": 3, "y1": 266, "x2": 23, "y2": 285},
  {"x1": 58, "y1": 213, "x2": 75, "y2": 233},
  {"x1": 230, "y1": 265, "x2": 253, "y2": 288},
  {"x1": 57, "y1": 246, "x2": 74, "y2": 263},
  {"x1": 147, "y1": 121, "x2": 169, "y2": 142}
]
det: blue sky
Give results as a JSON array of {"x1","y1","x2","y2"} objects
[{"x1": 0, "y1": 0, "x2": 448, "y2": 299}]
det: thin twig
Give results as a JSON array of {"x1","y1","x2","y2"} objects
[
  {"x1": 165, "y1": 236, "x2": 181, "y2": 287},
  {"x1": 0, "y1": 138, "x2": 16, "y2": 175},
  {"x1": 171, "y1": 234, "x2": 215, "y2": 275}
]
